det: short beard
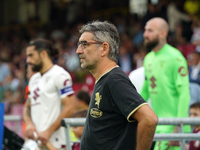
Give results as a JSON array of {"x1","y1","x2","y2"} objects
[
  {"x1": 144, "y1": 39, "x2": 159, "y2": 50},
  {"x1": 30, "y1": 62, "x2": 43, "y2": 72}
]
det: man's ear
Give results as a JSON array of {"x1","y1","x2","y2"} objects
[
  {"x1": 161, "y1": 30, "x2": 167, "y2": 39},
  {"x1": 40, "y1": 50, "x2": 48, "y2": 58},
  {"x1": 101, "y1": 42, "x2": 109, "y2": 57}
]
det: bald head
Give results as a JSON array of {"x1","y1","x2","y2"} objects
[{"x1": 147, "y1": 17, "x2": 169, "y2": 35}]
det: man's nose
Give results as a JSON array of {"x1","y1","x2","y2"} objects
[
  {"x1": 26, "y1": 57, "x2": 31, "y2": 63},
  {"x1": 26, "y1": 57, "x2": 29, "y2": 63},
  {"x1": 143, "y1": 31, "x2": 147, "y2": 38},
  {"x1": 76, "y1": 45, "x2": 83, "y2": 54}
]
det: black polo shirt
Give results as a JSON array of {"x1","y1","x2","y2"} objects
[{"x1": 80, "y1": 67, "x2": 147, "y2": 150}]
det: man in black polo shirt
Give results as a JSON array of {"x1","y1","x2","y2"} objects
[{"x1": 76, "y1": 20, "x2": 158, "y2": 150}]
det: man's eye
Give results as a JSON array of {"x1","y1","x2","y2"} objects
[{"x1": 83, "y1": 43, "x2": 87, "y2": 46}]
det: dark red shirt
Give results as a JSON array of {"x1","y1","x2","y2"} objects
[
  {"x1": 189, "y1": 128, "x2": 200, "y2": 150},
  {"x1": 72, "y1": 142, "x2": 80, "y2": 150}
]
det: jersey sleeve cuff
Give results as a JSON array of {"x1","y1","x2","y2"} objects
[{"x1": 127, "y1": 103, "x2": 148, "y2": 122}]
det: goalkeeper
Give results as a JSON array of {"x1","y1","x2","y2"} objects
[{"x1": 141, "y1": 17, "x2": 191, "y2": 150}]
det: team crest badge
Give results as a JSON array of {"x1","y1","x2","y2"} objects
[
  {"x1": 90, "y1": 92, "x2": 103, "y2": 118},
  {"x1": 178, "y1": 66, "x2": 187, "y2": 76},
  {"x1": 95, "y1": 92, "x2": 101, "y2": 108}
]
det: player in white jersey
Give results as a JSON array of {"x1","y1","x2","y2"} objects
[{"x1": 23, "y1": 38, "x2": 75, "y2": 149}]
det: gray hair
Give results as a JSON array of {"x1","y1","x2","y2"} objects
[{"x1": 79, "y1": 20, "x2": 120, "y2": 63}]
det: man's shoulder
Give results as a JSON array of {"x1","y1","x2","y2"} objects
[
  {"x1": 108, "y1": 67, "x2": 131, "y2": 85},
  {"x1": 166, "y1": 44, "x2": 185, "y2": 57},
  {"x1": 52, "y1": 65, "x2": 66, "y2": 72},
  {"x1": 110, "y1": 67, "x2": 128, "y2": 78},
  {"x1": 50, "y1": 65, "x2": 70, "y2": 75},
  {"x1": 99, "y1": 67, "x2": 126, "y2": 84}
]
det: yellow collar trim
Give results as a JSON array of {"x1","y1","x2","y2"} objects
[{"x1": 95, "y1": 66, "x2": 119, "y2": 84}]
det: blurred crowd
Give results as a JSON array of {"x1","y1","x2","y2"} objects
[{"x1": 1, "y1": 0, "x2": 200, "y2": 121}]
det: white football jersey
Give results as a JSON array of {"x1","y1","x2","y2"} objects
[{"x1": 28, "y1": 65, "x2": 74, "y2": 148}]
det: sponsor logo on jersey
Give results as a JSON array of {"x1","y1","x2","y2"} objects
[
  {"x1": 90, "y1": 108, "x2": 103, "y2": 118},
  {"x1": 178, "y1": 66, "x2": 187, "y2": 76}
]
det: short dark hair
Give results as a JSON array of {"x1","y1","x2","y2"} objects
[
  {"x1": 28, "y1": 38, "x2": 59, "y2": 58},
  {"x1": 190, "y1": 102, "x2": 200, "y2": 109},
  {"x1": 76, "y1": 90, "x2": 90, "y2": 105},
  {"x1": 71, "y1": 109, "x2": 88, "y2": 118}
]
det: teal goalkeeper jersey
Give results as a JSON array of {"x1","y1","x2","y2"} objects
[{"x1": 140, "y1": 44, "x2": 190, "y2": 133}]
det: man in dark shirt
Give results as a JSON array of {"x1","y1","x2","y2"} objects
[{"x1": 76, "y1": 20, "x2": 158, "y2": 150}]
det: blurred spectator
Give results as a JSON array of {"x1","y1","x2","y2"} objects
[
  {"x1": 0, "y1": 57, "x2": 11, "y2": 102},
  {"x1": 4, "y1": 71, "x2": 20, "y2": 92},
  {"x1": 175, "y1": 22, "x2": 194, "y2": 58},
  {"x1": 74, "y1": 90, "x2": 90, "y2": 111},
  {"x1": 127, "y1": 14, "x2": 140, "y2": 39},
  {"x1": 131, "y1": 21, "x2": 144, "y2": 48},
  {"x1": 142, "y1": 0, "x2": 167, "y2": 29},
  {"x1": 113, "y1": 15, "x2": 126, "y2": 34},
  {"x1": 188, "y1": 102, "x2": 200, "y2": 150},
  {"x1": 189, "y1": 82, "x2": 200, "y2": 106},
  {"x1": 118, "y1": 45, "x2": 134, "y2": 74},
  {"x1": 50, "y1": 26, "x2": 66, "y2": 42},
  {"x1": 133, "y1": 46, "x2": 148, "y2": 69},
  {"x1": 3, "y1": 89, "x2": 13, "y2": 114},
  {"x1": 63, "y1": 37, "x2": 80, "y2": 73},
  {"x1": 175, "y1": 23, "x2": 188, "y2": 45},
  {"x1": 189, "y1": 47, "x2": 200, "y2": 85},
  {"x1": 167, "y1": 0, "x2": 191, "y2": 34},
  {"x1": 120, "y1": 33, "x2": 133, "y2": 52},
  {"x1": 187, "y1": 52, "x2": 195, "y2": 68},
  {"x1": 191, "y1": 18, "x2": 200, "y2": 46}
]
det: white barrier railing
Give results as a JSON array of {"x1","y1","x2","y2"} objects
[
  {"x1": 61, "y1": 118, "x2": 200, "y2": 150},
  {"x1": 4, "y1": 115, "x2": 22, "y2": 133}
]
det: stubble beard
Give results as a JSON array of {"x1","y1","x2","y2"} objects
[{"x1": 81, "y1": 59, "x2": 98, "y2": 71}]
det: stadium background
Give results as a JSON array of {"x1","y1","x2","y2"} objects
[{"x1": 0, "y1": 0, "x2": 199, "y2": 144}]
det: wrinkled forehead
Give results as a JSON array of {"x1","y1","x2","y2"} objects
[{"x1": 79, "y1": 32, "x2": 95, "y2": 42}]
